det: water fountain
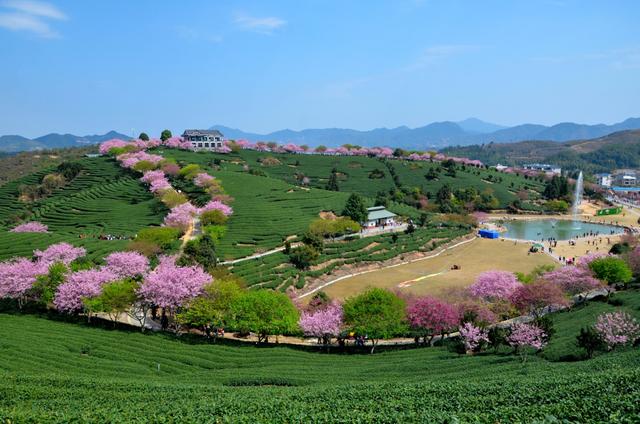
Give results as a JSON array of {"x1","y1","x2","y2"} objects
[{"x1": 571, "y1": 171, "x2": 583, "y2": 229}]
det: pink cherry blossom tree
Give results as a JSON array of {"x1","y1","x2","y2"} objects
[
  {"x1": 34, "y1": 243, "x2": 86, "y2": 266},
  {"x1": 99, "y1": 139, "x2": 128, "y2": 154},
  {"x1": 298, "y1": 301, "x2": 343, "y2": 346},
  {"x1": 198, "y1": 200, "x2": 233, "y2": 216},
  {"x1": 54, "y1": 268, "x2": 118, "y2": 313},
  {"x1": 509, "y1": 280, "x2": 569, "y2": 315},
  {"x1": 406, "y1": 296, "x2": 460, "y2": 345},
  {"x1": 469, "y1": 271, "x2": 522, "y2": 301},
  {"x1": 103, "y1": 251, "x2": 149, "y2": 279},
  {"x1": 0, "y1": 258, "x2": 48, "y2": 303},
  {"x1": 10, "y1": 221, "x2": 49, "y2": 233},
  {"x1": 542, "y1": 266, "x2": 603, "y2": 295},
  {"x1": 459, "y1": 322, "x2": 489, "y2": 353},
  {"x1": 507, "y1": 322, "x2": 547, "y2": 361},
  {"x1": 576, "y1": 252, "x2": 608, "y2": 268},
  {"x1": 593, "y1": 311, "x2": 640, "y2": 350},
  {"x1": 164, "y1": 202, "x2": 198, "y2": 230},
  {"x1": 193, "y1": 173, "x2": 215, "y2": 187},
  {"x1": 138, "y1": 256, "x2": 211, "y2": 309}
]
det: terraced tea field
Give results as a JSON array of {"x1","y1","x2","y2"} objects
[
  {"x1": 1, "y1": 289, "x2": 639, "y2": 422},
  {"x1": 0, "y1": 157, "x2": 165, "y2": 261}
]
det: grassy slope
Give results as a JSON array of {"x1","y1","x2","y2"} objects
[
  {"x1": 0, "y1": 157, "x2": 165, "y2": 261},
  {"x1": 1, "y1": 290, "x2": 639, "y2": 422}
]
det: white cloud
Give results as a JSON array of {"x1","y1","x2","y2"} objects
[
  {"x1": 0, "y1": 0, "x2": 65, "y2": 37},
  {"x1": 3, "y1": 0, "x2": 66, "y2": 19},
  {"x1": 234, "y1": 13, "x2": 286, "y2": 34}
]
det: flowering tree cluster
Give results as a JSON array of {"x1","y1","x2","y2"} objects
[
  {"x1": 0, "y1": 258, "x2": 48, "y2": 299},
  {"x1": 10, "y1": 221, "x2": 49, "y2": 233},
  {"x1": 103, "y1": 251, "x2": 150, "y2": 279},
  {"x1": 138, "y1": 256, "x2": 211, "y2": 309},
  {"x1": 298, "y1": 301, "x2": 343, "y2": 342},
  {"x1": 507, "y1": 322, "x2": 547, "y2": 358},
  {"x1": 34, "y1": 243, "x2": 86, "y2": 266},
  {"x1": 54, "y1": 268, "x2": 118, "y2": 312},
  {"x1": 199, "y1": 200, "x2": 233, "y2": 216},
  {"x1": 542, "y1": 265, "x2": 603, "y2": 295},
  {"x1": 116, "y1": 151, "x2": 163, "y2": 168},
  {"x1": 193, "y1": 172, "x2": 216, "y2": 187},
  {"x1": 459, "y1": 322, "x2": 489, "y2": 352},
  {"x1": 469, "y1": 271, "x2": 522, "y2": 301},
  {"x1": 509, "y1": 281, "x2": 569, "y2": 315},
  {"x1": 164, "y1": 202, "x2": 198, "y2": 230},
  {"x1": 406, "y1": 296, "x2": 460, "y2": 343},
  {"x1": 593, "y1": 311, "x2": 640, "y2": 350}
]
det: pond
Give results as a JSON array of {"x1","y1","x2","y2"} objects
[{"x1": 501, "y1": 219, "x2": 623, "y2": 241}]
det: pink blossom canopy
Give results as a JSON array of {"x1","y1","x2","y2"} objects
[
  {"x1": 34, "y1": 243, "x2": 86, "y2": 266},
  {"x1": 469, "y1": 271, "x2": 522, "y2": 301},
  {"x1": 103, "y1": 251, "x2": 150, "y2": 279},
  {"x1": 164, "y1": 202, "x2": 198, "y2": 230},
  {"x1": 298, "y1": 302, "x2": 343, "y2": 337},
  {"x1": 138, "y1": 256, "x2": 211, "y2": 309},
  {"x1": 594, "y1": 311, "x2": 640, "y2": 350},
  {"x1": 507, "y1": 323, "x2": 547, "y2": 350},
  {"x1": 542, "y1": 266, "x2": 603, "y2": 295},
  {"x1": 54, "y1": 269, "x2": 118, "y2": 312},
  {"x1": 0, "y1": 258, "x2": 48, "y2": 299},
  {"x1": 406, "y1": 296, "x2": 460, "y2": 334},
  {"x1": 459, "y1": 322, "x2": 489, "y2": 352},
  {"x1": 10, "y1": 221, "x2": 49, "y2": 233},
  {"x1": 199, "y1": 200, "x2": 233, "y2": 216},
  {"x1": 99, "y1": 139, "x2": 129, "y2": 154}
]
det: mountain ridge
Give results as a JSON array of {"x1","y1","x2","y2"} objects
[
  {"x1": 0, "y1": 131, "x2": 131, "y2": 153},
  {"x1": 210, "y1": 117, "x2": 640, "y2": 150}
]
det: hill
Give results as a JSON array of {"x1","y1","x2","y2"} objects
[
  {"x1": 0, "y1": 131, "x2": 130, "y2": 153},
  {"x1": 1, "y1": 289, "x2": 638, "y2": 422},
  {"x1": 210, "y1": 117, "x2": 640, "y2": 150},
  {"x1": 442, "y1": 129, "x2": 640, "y2": 173}
]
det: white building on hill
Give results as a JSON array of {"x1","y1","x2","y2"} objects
[
  {"x1": 363, "y1": 206, "x2": 397, "y2": 228},
  {"x1": 182, "y1": 129, "x2": 224, "y2": 150}
]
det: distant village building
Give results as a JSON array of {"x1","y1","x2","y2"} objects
[
  {"x1": 494, "y1": 164, "x2": 509, "y2": 172},
  {"x1": 363, "y1": 206, "x2": 397, "y2": 228},
  {"x1": 182, "y1": 129, "x2": 224, "y2": 150},
  {"x1": 612, "y1": 169, "x2": 637, "y2": 187},
  {"x1": 522, "y1": 163, "x2": 562, "y2": 176},
  {"x1": 595, "y1": 173, "x2": 612, "y2": 187}
]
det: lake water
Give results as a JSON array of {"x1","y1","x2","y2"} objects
[{"x1": 501, "y1": 219, "x2": 623, "y2": 241}]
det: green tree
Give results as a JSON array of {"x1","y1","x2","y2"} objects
[
  {"x1": 138, "y1": 132, "x2": 150, "y2": 141},
  {"x1": 83, "y1": 279, "x2": 138, "y2": 325},
  {"x1": 160, "y1": 129, "x2": 172, "y2": 142},
  {"x1": 589, "y1": 257, "x2": 632, "y2": 286},
  {"x1": 342, "y1": 288, "x2": 407, "y2": 353},
  {"x1": 177, "y1": 279, "x2": 243, "y2": 339},
  {"x1": 576, "y1": 326, "x2": 605, "y2": 359},
  {"x1": 374, "y1": 191, "x2": 389, "y2": 207},
  {"x1": 543, "y1": 175, "x2": 569, "y2": 200},
  {"x1": 342, "y1": 193, "x2": 367, "y2": 223},
  {"x1": 230, "y1": 290, "x2": 300, "y2": 343},
  {"x1": 200, "y1": 210, "x2": 228, "y2": 226},
  {"x1": 179, "y1": 234, "x2": 217, "y2": 270},
  {"x1": 32, "y1": 262, "x2": 68, "y2": 305},
  {"x1": 326, "y1": 170, "x2": 340, "y2": 191},
  {"x1": 424, "y1": 167, "x2": 439, "y2": 181},
  {"x1": 289, "y1": 245, "x2": 319, "y2": 270}
]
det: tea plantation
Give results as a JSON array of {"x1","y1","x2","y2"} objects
[
  {"x1": 1, "y1": 289, "x2": 639, "y2": 423},
  {"x1": 0, "y1": 157, "x2": 165, "y2": 261}
]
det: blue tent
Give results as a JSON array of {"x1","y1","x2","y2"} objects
[{"x1": 478, "y1": 229, "x2": 500, "y2": 239}]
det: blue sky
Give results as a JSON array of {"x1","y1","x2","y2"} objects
[{"x1": 1, "y1": 0, "x2": 639, "y2": 138}]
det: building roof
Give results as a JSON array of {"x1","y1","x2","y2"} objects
[
  {"x1": 182, "y1": 129, "x2": 224, "y2": 137},
  {"x1": 366, "y1": 206, "x2": 397, "y2": 221}
]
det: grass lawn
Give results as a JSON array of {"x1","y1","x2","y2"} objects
[{"x1": 322, "y1": 238, "x2": 557, "y2": 300}]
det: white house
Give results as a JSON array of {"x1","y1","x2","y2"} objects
[
  {"x1": 522, "y1": 163, "x2": 562, "y2": 176},
  {"x1": 363, "y1": 206, "x2": 397, "y2": 228},
  {"x1": 182, "y1": 129, "x2": 224, "y2": 150},
  {"x1": 595, "y1": 173, "x2": 612, "y2": 187}
]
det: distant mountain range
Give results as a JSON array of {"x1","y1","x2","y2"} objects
[
  {"x1": 0, "y1": 131, "x2": 130, "y2": 153},
  {"x1": 442, "y1": 129, "x2": 640, "y2": 174},
  {"x1": 211, "y1": 117, "x2": 640, "y2": 150},
  {"x1": 3, "y1": 117, "x2": 640, "y2": 153}
]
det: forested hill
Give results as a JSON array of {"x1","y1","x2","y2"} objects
[{"x1": 441, "y1": 130, "x2": 640, "y2": 174}]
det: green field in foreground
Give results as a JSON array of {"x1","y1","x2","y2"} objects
[{"x1": 1, "y1": 290, "x2": 639, "y2": 423}]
